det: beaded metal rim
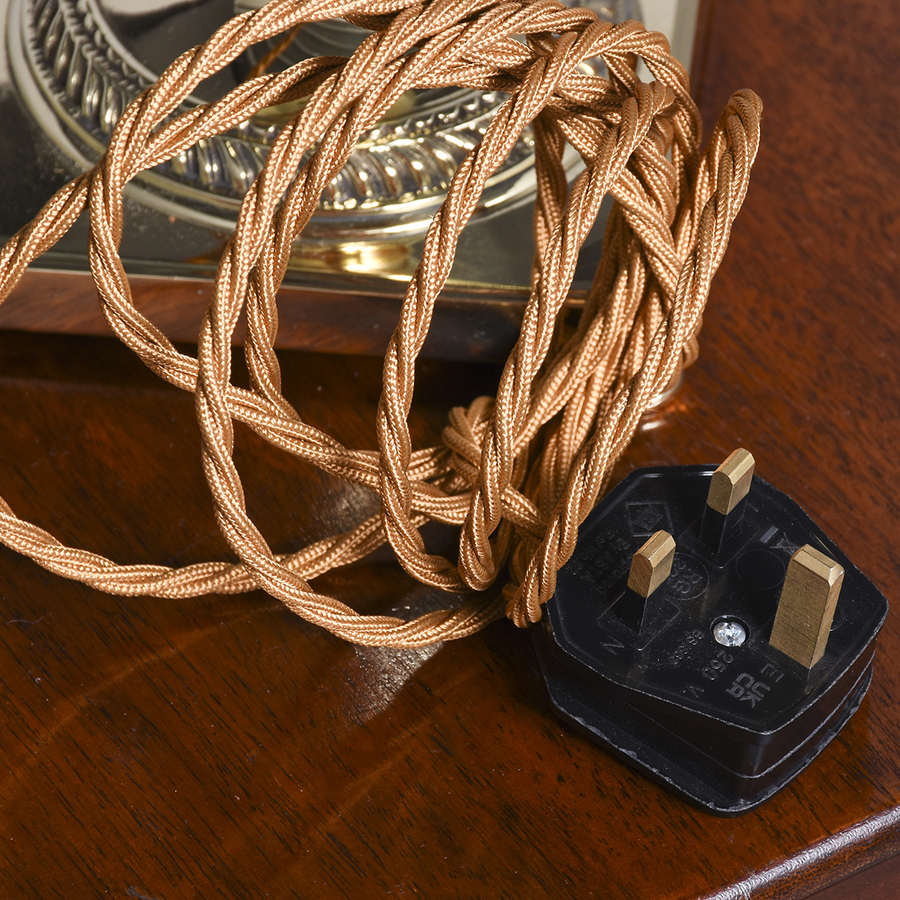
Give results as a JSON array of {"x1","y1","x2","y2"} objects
[{"x1": 11, "y1": 0, "x2": 628, "y2": 235}]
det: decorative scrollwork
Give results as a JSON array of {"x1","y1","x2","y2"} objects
[{"x1": 17, "y1": 0, "x2": 544, "y2": 229}]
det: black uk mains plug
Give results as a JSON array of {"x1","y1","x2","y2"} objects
[{"x1": 535, "y1": 450, "x2": 889, "y2": 815}]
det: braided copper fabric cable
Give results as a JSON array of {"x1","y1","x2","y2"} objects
[{"x1": 0, "y1": 0, "x2": 762, "y2": 645}]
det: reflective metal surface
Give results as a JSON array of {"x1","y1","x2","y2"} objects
[
  {"x1": 12, "y1": 0, "x2": 642, "y2": 235},
  {"x1": 0, "y1": 0, "x2": 696, "y2": 358},
  {"x1": 15, "y1": 0, "x2": 550, "y2": 231}
]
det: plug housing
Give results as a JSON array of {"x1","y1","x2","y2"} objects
[{"x1": 535, "y1": 451, "x2": 889, "y2": 815}]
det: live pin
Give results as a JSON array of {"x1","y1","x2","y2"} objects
[{"x1": 700, "y1": 448, "x2": 755, "y2": 558}]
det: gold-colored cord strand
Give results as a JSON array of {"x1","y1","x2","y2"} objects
[{"x1": 0, "y1": 0, "x2": 761, "y2": 646}]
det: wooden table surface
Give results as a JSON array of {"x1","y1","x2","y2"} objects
[{"x1": 2, "y1": 0, "x2": 900, "y2": 897}]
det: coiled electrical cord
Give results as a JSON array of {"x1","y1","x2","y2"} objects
[{"x1": 0, "y1": 0, "x2": 761, "y2": 645}]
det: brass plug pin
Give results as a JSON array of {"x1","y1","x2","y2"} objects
[
  {"x1": 769, "y1": 545, "x2": 844, "y2": 669},
  {"x1": 618, "y1": 530, "x2": 676, "y2": 631},
  {"x1": 628, "y1": 530, "x2": 677, "y2": 598},
  {"x1": 700, "y1": 448, "x2": 755, "y2": 557},
  {"x1": 708, "y1": 448, "x2": 755, "y2": 515}
]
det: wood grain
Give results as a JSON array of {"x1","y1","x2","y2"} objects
[
  {"x1": 1, "y1": 0, "x2": 900, "y2": 897},
  {"x1": 0, "y1": 269, "x2": 533, "y2": 361}
]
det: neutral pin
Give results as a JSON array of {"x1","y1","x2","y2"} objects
[{"x1": 627, "y1": 530, "x2": 677, "y2": 598}]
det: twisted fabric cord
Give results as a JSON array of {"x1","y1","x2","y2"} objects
[{"x1": 0, "y1": 0, "x2": 761, "y2": 645}]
